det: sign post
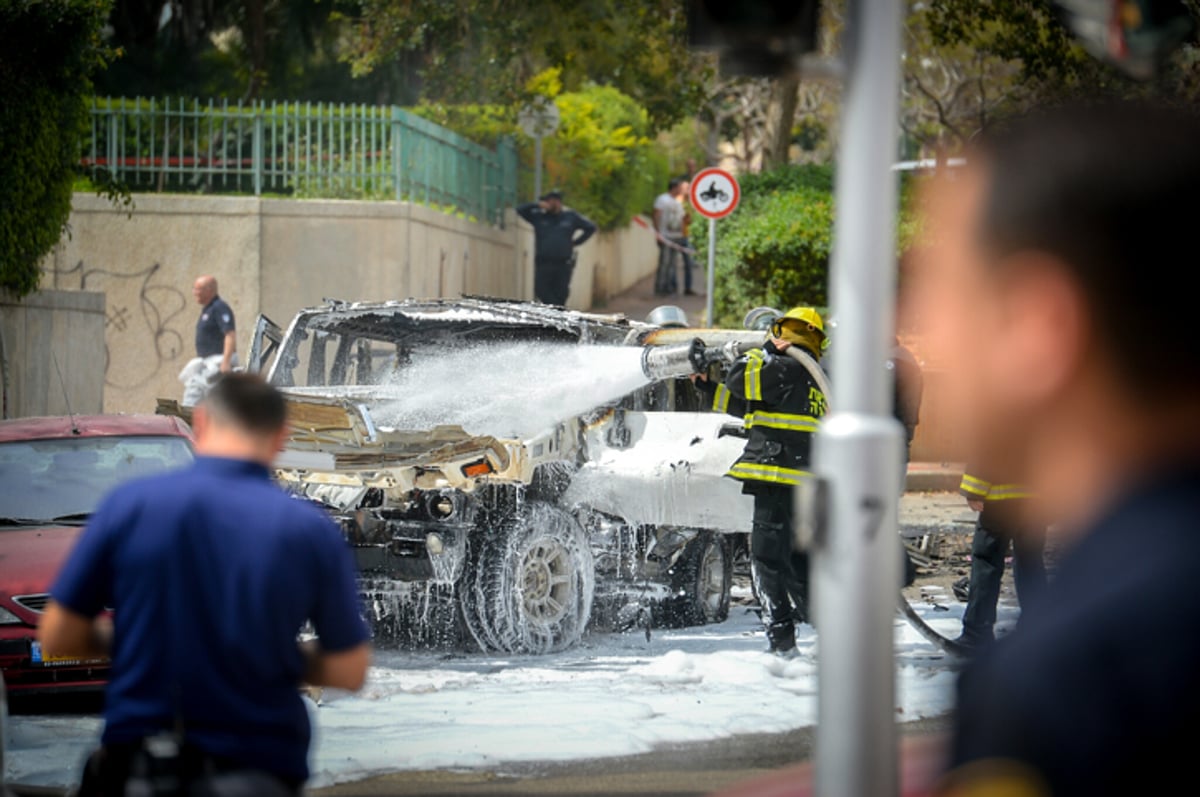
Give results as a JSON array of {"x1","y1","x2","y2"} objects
[
  {"x1": 689, "y1": 167, "x2": 740, "y2": 326},
  {"x1": 518, "y1": 99, "x2": 561, "y2": 200}
]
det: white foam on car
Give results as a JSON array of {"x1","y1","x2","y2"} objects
[
  {"x1": 370, "y1": 342, "x2": 650, "y2": 439},
  {"x1": 565, "y1": 411, "x2": 755, "y2": 532}
]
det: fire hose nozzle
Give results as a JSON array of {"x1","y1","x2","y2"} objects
[{"x1": 640, "y1": 338, "x2": 743, "y2": 381}]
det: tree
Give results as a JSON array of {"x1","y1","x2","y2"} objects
[
  {"x1": 342, "y1": 0, "x2": 708, "y2": 133},
  {"x1": 0, "y1": 0, "x2": 113, "y2": 298},
  {"x1": 925, "y1": 0, "x2": 1200, "y2": 112},
  {"x1": 414, "y1": 78, "x2": 669, "y2": 230},
  {"x1": 96, "y1": 0, "x2": 399, "y2": 103},
  {"x1": 900, "y1": 2, "x2": 1025, "y2": 154}
]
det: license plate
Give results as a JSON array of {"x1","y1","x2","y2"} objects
[{"x1": 29, "y1": 641, "x2": 106, "y2": 668}]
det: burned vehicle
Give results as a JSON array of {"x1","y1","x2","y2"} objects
[{"x1": 246, "y1": 298, "x2": 766, "y2": 653}]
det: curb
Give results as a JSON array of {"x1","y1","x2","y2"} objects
[{"x1": 905, "y1": 464, "x2": 964, "y2": 493}]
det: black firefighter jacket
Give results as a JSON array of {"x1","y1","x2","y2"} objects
[{"x1": 706, "y1": 341, "x2": 828, "y2": 489}]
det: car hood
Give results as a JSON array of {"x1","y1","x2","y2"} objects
[{"x1": 0, "y1": 525, "x2": 84, "y2": 597}]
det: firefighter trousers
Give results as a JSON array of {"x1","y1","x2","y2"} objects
[
  {"x1": 961, "y1": 518, "x2": 1047, "y2": 642},
  {"x1": 750, "y1": 485, "x2": 810, "y2": 650}
]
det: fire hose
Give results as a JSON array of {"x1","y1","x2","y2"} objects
[{"x1": 641, "y1": 338, "x2": 969, "y2": 658}]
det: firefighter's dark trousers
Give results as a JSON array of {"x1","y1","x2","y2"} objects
[
  {"x1": 961, "y1": 516, "x2": 1047, "y2": 643},
  {"x1": 750, "y1": 485, "x2": 810, "y2": 650}
]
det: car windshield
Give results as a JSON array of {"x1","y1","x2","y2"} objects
[
  {"x1": 270, "y1": 307, "x2": 594, "y2": 389},
  {"x1": 0, "y1": 435, "x2": 193, "y2": 523}
]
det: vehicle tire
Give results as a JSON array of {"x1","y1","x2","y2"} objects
[
  {"x1": 655, "y1": 531, "x2": 733, "y2": 628},
  {"x1": 462, "y1": 503, "x2": 595, "y2": 654}
]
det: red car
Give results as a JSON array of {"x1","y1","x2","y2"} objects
[{"x1": 0, "y1": 414, "x2": 193, "y2": 694}]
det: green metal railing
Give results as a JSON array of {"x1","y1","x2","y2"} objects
[{"x1": 82, "y1": 97, "x2": 520, "y2": 226}]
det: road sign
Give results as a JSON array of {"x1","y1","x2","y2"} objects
[
  {"x1": 686, "y1": 167, "x2": 740, "y2": 324},
  {"x1": 517, "y1": 98, "x2": 560, "y2": 138},
  {"x1": 690, "y1": 167, "x2": 740, "y2": 219},
  {"x1": 519, "y1": 99, "x2": 561, "y2": 200}
]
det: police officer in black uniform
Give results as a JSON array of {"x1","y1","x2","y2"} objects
[
  {"x1": 701, "y1": 307, "x2": 828, "y2": 655},
  {"x1": 193, "y1": 274, "x2": 237, "y2": 372},
  {"x1": 516, "y1": 190, "x2": 597, "y2": 306}
]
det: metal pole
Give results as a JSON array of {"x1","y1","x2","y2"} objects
[
  {"x1": 534, "y1": 135, "x2": 544, "y2": 201},
  {"x1": 253, "y1": 103, "x2": 264, "y2": 197},
  {"x1": 811, "y1": 0, "x2": 904, "y2": 795},
  {"x1": 706, "y1": 217, "x2": 716, "y2": 326}
]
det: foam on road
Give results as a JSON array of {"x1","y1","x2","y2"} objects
[{"x1": 5, "y1": 601, "x2": 998, "y2": 790}]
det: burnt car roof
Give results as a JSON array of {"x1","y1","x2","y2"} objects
[
  {"x1": 0, "y1": 414, "x2": 193, "y2": 444},
  {"x1": 289, "y1": 298, "x2": 646, "y2": 345}
]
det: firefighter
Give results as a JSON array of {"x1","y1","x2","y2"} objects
[
  {"x1": 955, "y1": 471, "x2": 1046, "y2": 649},
  {"x1": 700, "y1": 307, "x2": 829, "y2": 655}
]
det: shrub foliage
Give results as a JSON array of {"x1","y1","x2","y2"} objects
[
  {"x1": 0, "y1": 0, "x2": 113, "y2": 297},
  {"x1": 414, "y1": 79, "x2": 669, "y2": 230}
]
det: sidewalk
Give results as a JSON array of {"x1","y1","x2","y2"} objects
[{"x1": 591, "y1": 273, "x2": 710, "y2": 326}]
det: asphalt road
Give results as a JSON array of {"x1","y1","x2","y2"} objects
[
  {"x1": 311, "y1": 717, "x2": 952, "y2": 797},
  {"x1": 7, "y1": 495, "x2": 973, "y2": 797}
]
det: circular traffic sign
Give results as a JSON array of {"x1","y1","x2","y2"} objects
[
  {"x1": 518, "y1": 98, "x2": 560, "y2": 138},
  {"x1": 690, "y1": 167, "x2": 740, "y2": 219}
]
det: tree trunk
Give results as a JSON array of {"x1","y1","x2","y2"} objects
[
  {"x1": 244, "y1": 0, "x2": 267, "y2": 100},
  {"x1": 761, "y1": 74, "x2": 801, "y2": 170}
]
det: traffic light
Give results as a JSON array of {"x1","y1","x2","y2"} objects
[{"x1": 687, "y1": 0, "x2": 822, "y2": 77}]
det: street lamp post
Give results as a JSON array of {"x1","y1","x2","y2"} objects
[{"x1": 810, "y1": 1, "x2": 906, "y2": 795}]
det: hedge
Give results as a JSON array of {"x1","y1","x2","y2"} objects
[
  {"x1": 0, "y1": 0, "x2": 112, "y2": 298},
  {"x1": 698, "y1": 163, "x2": 917, "y2": 328}
]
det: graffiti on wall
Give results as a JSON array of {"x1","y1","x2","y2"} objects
[{"x1": 50, "y1": 261, "x2": 188, "y2": 390}]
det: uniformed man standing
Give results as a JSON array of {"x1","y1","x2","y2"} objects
[
  {"x1": 39, "y1": 374, "x2": 371, "y2": 795},
  {"x1": 705, "y1": 307, "x2": 829, "y2": 655},
  {"x1": 955, "y1": 471, "x2": 1046, "y2": 649},
  {"x1": 193, "y1": 274, "x2": 237, "y2": 372},
  {"x1": 516, "y1": 190, "x2": 597, "y2": 306}
]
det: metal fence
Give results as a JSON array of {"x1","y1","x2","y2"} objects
[{"x1": 82, "y1": 97, "x2": 520, "y2": 226}]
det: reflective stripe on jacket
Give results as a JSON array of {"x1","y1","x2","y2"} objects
[
  {"x1": 723, "y1": 343, "x2": 827, "y2": 487},
  {"x1": 959, "y1": 472, "x2": 1033, "y2": 501}
]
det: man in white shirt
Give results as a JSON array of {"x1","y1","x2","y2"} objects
[{"x1": 652, "y1": 178, "x2": 687, "y2": 296}]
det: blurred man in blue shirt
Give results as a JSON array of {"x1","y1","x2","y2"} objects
[
  {"x1": 40, "y1": 374, "x2": 371, "y2": 795},
  {"x1": 922, "y1": 103, "x2": 1200, "y2": 796}
]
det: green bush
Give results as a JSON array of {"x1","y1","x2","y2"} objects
[
  {"x1": 703, "y1": 186, "x2": 835, "y2": 328},
  {"x1": 1, "y1": 0, "x2": 112, "y2": 298},
  {"x1": 413, "y1": 85, "x2": 670, "y2": 230},
  {"x1": 698, "y1": 163, "x2": 914, "y2": 328},
  {"x1": 737, "y1": 162, "x2": 835, "y2": 196}
]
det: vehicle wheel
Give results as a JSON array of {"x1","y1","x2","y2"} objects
[
  {"x1": 655, "y1": 531, "x2": 732, "y2": 628},
  {"x1": 462, "y1": 503, "x2": 594, "y2": 654}
]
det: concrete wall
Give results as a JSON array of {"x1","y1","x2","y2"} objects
[
  {"x1": 0, "y1": 289, "x2": 106, "y2": 419},
  {"x1": 42, "y1": 195, "x2": 264, "y2": 415},
  {"x1": 41, "y1": 193, "x2": 650, "y2": 414},
  {"x1": 257, "y1": 200, "x2": 528, "y2": 325},
  {"x1": 577, "y1": 216, "x2": 659, "y2": 308}
]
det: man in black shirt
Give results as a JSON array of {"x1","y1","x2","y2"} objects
[
  {"x1": 516, "y1": 190, "x2": 597, "y2": 306},
  {"x1": 193, "y1": 275, "x2": 237, "y2": 372},
  {"x1": 922, "y1": 103, "x2": 1200, "y2": 796}
]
